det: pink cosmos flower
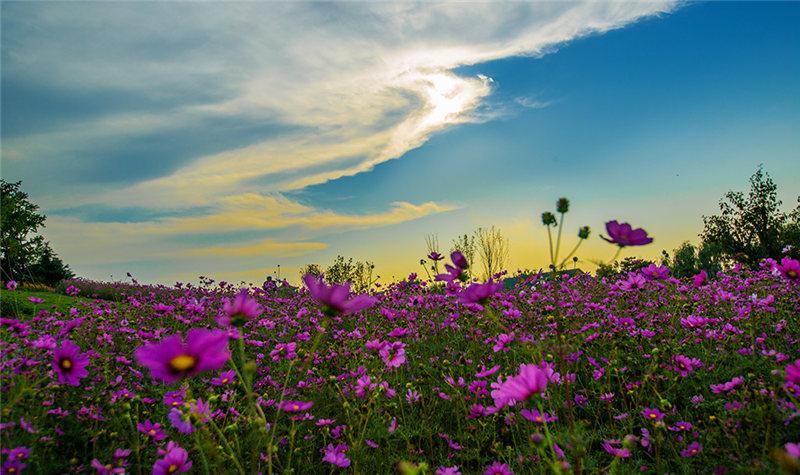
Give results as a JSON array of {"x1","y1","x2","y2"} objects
[
  {"x1": 152, "y1": 444, "x2": 192, "y2": 474},
  {"x1": 379, "y1": 341, "x2": 407, "y2": 369},
  {"x1": 710, "y1": 376, "x2": 744, "y2": 394},
  {"x1": 137, "y1": 420, "x2": 166, "y2": 441},
  {"x1": 493, "y1": 333, "x2": 515, "y2": 353},
  {"x1": 641, "y1": 264, "x2": 670, "y2": 280},
  {"x1": 601, "y1": 439, "x2": 631, "y2": 458},
  {"x1": 640, "y1": 408, "x2": 664, "y2": 421},
  {"x1": 322, "y1": 443, "x2": 350, "y2": 468},
  {"x1": 211, "y1": 369, "x2": 236, "y2": 386},
  {"x1": 436, "y1": 466, "x2": 462, "y2": 475},
  {"x1": 52, "y1": 340, "x2": 90, "y2": 386},
  {"x1": 601, "y1": 220, "x2": 653, "y2": 247},
  {"x1": 218, "y1": 290, "x2": 262, "y2": 327},
  {"x1": 680, "y1": 441, "x2": 702, "y2": 458},
  {"x1": 484, "y1": 461, "x2": 514, "y2": 475},
  {"x1": 491, "y1": 364, "x2": 548, "y2": 408},
  {"x1": 692, "y1": 270, "x2": 708, "y2": 287},
  {"x1": 785, "y1": 442, "x2": 800, "y2": 459},
  {"x1": 134, "y1": 329, "x2": 230, "y2": 384},
  {"x1": 786, "y1": 360, "x2": 800, "y2": 385},
  {"x1": 278, "y1": 400, "x2": 313, "y2": 412},
  {"x1": 435, "y1": 251, "x2": 469, "y2": 282},
  {"x1": 5, "y1": 280, "x2": 17, "y2": 291},
  {"x1": 777, "y1": 257, "x2": 799, "y2": 283},
  {"x1": 303, "y1": 274, "x2": 376, "y2": 315},
  {"x1": 459, "y1": 280, "x2": 503, "y2": 306}
]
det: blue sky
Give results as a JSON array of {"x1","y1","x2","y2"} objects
[{"x1": 2, "y1": 1, "x2": 798, "y2": 284}]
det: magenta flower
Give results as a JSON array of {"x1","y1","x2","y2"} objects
[
  {"x1": 270, "y1": 342, "x2": 297, "y2": 362},
  {"x1": 52, "y1": 340, "x2": 90, "y2": 386},
  {"x1": 710, "y1": 376, "x2": 744, "y2": 394},
  {"x1": 668, "y1": 421, "x2": 693, "y2": 432},
  {"x1": 692, "y1": 270, "x2": 708, "y2": 287},
  {"x1": 520, "y1": 408, "x2": 557, "y2": 424},
  {"x1": 601, "y1": 220, "x2": 653, "y2": 247},
  {"x1": 134, "y1": 329, "x2": 230, "y2": 384},
  {"x1": 785, "y1": 442, "x2": 800, "y2": 459},
  {"x1": 641, "y1": 264, "x2": 670, "y2": 280},
  {"x1": 5, "y1": 280, "x2": 17, "y2": 291},
  {"x1": 680, "y1": 441, "x2": 702, "y2": 458},
  {"x1": 786, "y1": 360, "x2": 800, "y2": 385},
  {"x1": 211, "y1": 369, "x2": 236, "y2": 386},
  {"x1": 168, "y1": 408, "x2": 195, "y2": 434},
  {"x1": 303, "y1": 274, "x2": 376, "y2": 315},
  {"x1": 777, "y1": 257, "x2": 800, "y2": 282},
  {"x1": 218, "y1": 290, "x2": 262, "y2": 327},
  {"x1": 641, "y1": 408, "x2": 664, "y2": 421},
  {"x1": 152, "y1": 444, "x2": 192, "y2": 475},
  {"x1": 379, "y1": 341, "x2": 407, "y2": 369},
  {"x1": 137, "y1": 420, "x2": 166, "y2": 441},
  {"x1": 2, "y1": 459, "x2": 26, "y2": 474},
  {"x1": 435, "y1": 251, "x2": 470, "y2": 282},
  {"x1": 322, "y1": 443, "x2": 350, "y2": 468},
  {"x1": 428, "y1": 252, "x2": 444, "y2": 261},
  {"x1": 493, "y1": 333, "x2": 515, "y2": 353},
  {"x1": 436, "y1": 466, "x2": 462, "y2": 475},
  {"x1": 491, "y1": 364, "x2": 548, "y2": 408},
  {"x1": 601, "y1": 439, "x2": 632, "y2": 458},
  {"x1": 278, "y1": 400, "x2": 314, "y2": 412},
  {"x1": 673, "y1": 355, "x2": 703, "y2": 377},
  {"x1": 484, "y1": 461, "x2": 514, "y2": 475},
  {"x1": 459, "y1": 280, "x2": 503, "y2": 306}
]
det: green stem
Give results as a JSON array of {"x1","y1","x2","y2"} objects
[
  {"x1": 194, "y1": 431, "x2": 212, "y2": 475},
  {"x1": 554, "y1": 212, "x2": 566, "y2": 266},
  {"x1": 209, "y1": 419, "x2": 246, "y2": 475},
  {"x1": 557, "y1": 239, "x2": 584, "y2": 270},
  {"x1": 546, "y1": 226, "x2": 555, "y2": 269}
]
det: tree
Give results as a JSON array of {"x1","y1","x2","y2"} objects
[
  {"x1": 299, "y1": 256, "x2": 377, "y2": 293},
  {"x1": 475, "y1": 226, "x2": 509, "y2": 280},
  {"x1": 663, "y1": 241, "x2": 723, "y2": 279},
  {"x1": 701, "y1": 167, "x2": 799, "y2": 267},
  {"x1": 0, "y1": 180, "x2": 73, "y2": 285}
]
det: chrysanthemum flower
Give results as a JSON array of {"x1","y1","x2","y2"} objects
[{"x1": 134, "y1": 329, "x2": 230, "y2": 384}]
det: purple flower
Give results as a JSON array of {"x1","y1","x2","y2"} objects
[
  {"x1": 428, "y1": 252, "x2": 444, "y2": 261},
  {"x1": 211, "y1": 369, "x2": 236, "y2": 386},
  {"x1": 134, "y1": 329, "x2": 230, "y2": 384},
  {"x1": 450, "y1": 251, "x2": 469, "y2": 270},
  {"x1": 5, "y1": 280, "x2": 17, "y2": 291},
  {"x1": 710, "y1": 376, "x2": 744, "y2": 394},
  {"x1": 668, "y1": 421, "x2": 693, "y2": 432},
  {"x1": 91, "y1": 459, "x2": 124, "y2": 474},
  {"x1": 673, "y1": 355, "x2": 703, "y2": 377},
  {"x1": 601, "y1": 439, "x2": 632, "y2": 458},
  {"x1": 303, "y1": 274, "x2": 376, "y2": 316},
  {"x1": 785, "y1": 442, "x2": 800, "y2": 459},
  {"x1": 459, "y1": 280, "x2": 503, "y2": 306},
  {"x1": 601, "y1": 220, "x2": 653, "y2": 247},
  {"x1": 152, "y1": 444, "x2": 192, "y2": 475},
  {"x1": 321, "y1": 443, "x2": 350, "y2": 468},
  {"x1": 777, "y1": 257, "x2": 799, "y2": 283},
  {"x1": 137, "y1": 420, "x2": 166, "y2": 441},
  {"x1": 379, "y1": 341, "x2": 407, "y2": 369},
  {"x1": 218, "y1": 290, "x2": 262, "y2": 327},
  {"x1": 692, "y1": 270, "x2": 708, "y2": 287},
  {"x1": 680, "y1": 441, "x2": 702, "y2": 458},
  {"x1": 484, "y1": 461, "x2": 514, "y2": 475},
  {"x1": 435, "y1": 252, "x2": 470, "y2": 282},
  {"x1": 641, "y1": 264, "x2": 670, "y2": 280},
  {"x1": 491, "y1": 364, "x2": 548, "y2": 408},
  {"x1": 520, "y1": 409, "x2": 557, "y2": 424},
  {"x1": 436, "y1": 466, "x2": 462, "y2": 475},
  {"x1": 786, "y1": 360, "x2": 800, "y2": 385},
  {"x1": 2, "y1": 459, "x2": 26, "y2": 474},
  {"x1": 168, "y1": 408, "x2": 195, "y2": 434},
  {"x1": 52, "y1": 340, "x2": 90, "y2": 386},
  {"x1": 278, "y1": 400, "x2": 314, "y2": 413},
  {"x1": 641, "y1": 408, "x2": 664, "y2": 422}
]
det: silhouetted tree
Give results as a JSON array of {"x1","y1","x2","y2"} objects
[{"x1": 701, "y1": 167, "x2": 799, "y2": 266}]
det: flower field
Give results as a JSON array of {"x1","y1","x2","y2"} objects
[{"x1": 2, "y1": 256, "x2": 799, "y2": 474}]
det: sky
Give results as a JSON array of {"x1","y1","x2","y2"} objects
[{"x1": 2, "y1": 1, "x2": 799, "y2": 285}]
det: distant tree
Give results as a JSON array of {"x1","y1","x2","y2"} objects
[
  {"x1": 663, "y1": 241, "x2": 723, "y2": 279},
  {"x1": 475, "y1": 226, "x2": 509, "y2": 280},
  {"x1": 1, "y1": 180, "x2": 73, "y2": 285},
  {"x1": 300, "y1": 256, "x2": 377, "y2": 293},
  {"x1": 701, "y1": 167, "x2": 799, "y2": 267}
]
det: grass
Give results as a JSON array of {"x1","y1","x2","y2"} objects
[{"x1": 0, "y1": 289, "x2": 92, "y2": 319}]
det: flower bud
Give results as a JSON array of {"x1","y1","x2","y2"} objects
[
  {"x1": 578, "y1": 226, "x2": 590, "y2": 239},
  {"x1": 541, "y1": 212, "x2": 557, "y2": 226},
  {"x1": 556, "y1": 197, "x2": 570, "y2": 213}
]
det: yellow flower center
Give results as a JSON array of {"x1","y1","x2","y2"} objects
[
  {"x1": 293, "y1": 404, "x2": 300, "y2": 411},
  {"x1": 168, "y1": 464, "x2": 179, "y2": 473},
  {"x1": 649, "y1": 413, "x2": 657, "y2": 418},
  {"x1": 221, "y1": 378, "x2": 229, "y2": 384},
  {"x1": 169, "y1": 354, "x2": 196, "y2": 372},
  {"x1": 149, "y1": 429, "x2": 156, "y2": 435},
  {"x1": 788, "y1": 270, "x2": 798, "y2": 278},
  {"x1": 60, "y1": 358, "x2": 73, "y2": 370}
]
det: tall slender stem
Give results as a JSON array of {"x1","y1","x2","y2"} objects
[{"x1": 554, "y1": 213, "x2": 565, "y2": 266}]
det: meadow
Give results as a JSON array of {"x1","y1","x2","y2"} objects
[{"x1": 1, "y1": 249, "x2": 799, "y2": 474}]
